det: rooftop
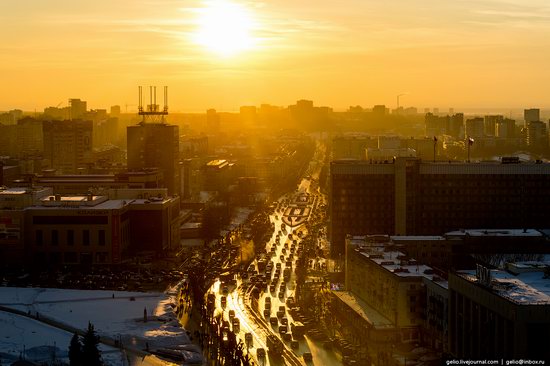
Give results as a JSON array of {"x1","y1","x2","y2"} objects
[
  {"x1": 206, "y1": 159, "x2": 229, "y2": 168},
  {"x1": 355, "y1": 246, "x2": 437, "y2": 280},
  {"x1": 445, "y1": 229, "x2": 543, "y2": 238},
  {"x1": 331, "y1": 290, "x2": 394, "y2": 329},
  {"x1": 391, "y1": 235, "x2": 445, "y2": 242},
  {"x1": 458, "y1": 265, "x2": 550, "y2": 305}
]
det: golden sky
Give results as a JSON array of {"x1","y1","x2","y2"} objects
[{"x1": 1, "y1": 0, "x2": 550, "y2": 112}]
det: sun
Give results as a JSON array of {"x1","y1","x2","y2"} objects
[{"x1": 193, "y1": 0, "x2": 256, "y2": 57}]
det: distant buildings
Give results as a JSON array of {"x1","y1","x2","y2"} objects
[
  {"x1": 526, "y1": 120, "x2": 548, "y2": 150},
  {"x1": 425, "y1": 113, "x2": 464, "y2": 139},
  {"x1": 127, "y1": 123, "x2": 180, "y2": 196},
  {"x1": 329, "y1": 157, "x2": 550, "y2": 257},
  {"x1": 43, "y1": 120, "x2": 93, "y2": 174},
  {"x1": 524, "y1": 108, "x2": 540, "y2": 126},
  {"x1": 69, "y1": 98, "x2": 87, "y2": 120},
  {"x1": 206, "y1": 108, "x2": 220, "y2": 133},
  {"x1": 465, "y1": 117, "x2": 484, "y2": 138}
]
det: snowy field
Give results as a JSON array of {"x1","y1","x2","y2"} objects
[
  {"x1": 0, "y1": 285, "x2": 201, "y2": 365},
  {"x1": 0, "y1": 311, "x2": 124, "y2": 365}
]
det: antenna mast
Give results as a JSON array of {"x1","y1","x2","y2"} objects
[{"x1": 137, "y1": 85, "x2": 168, "y2": 124}]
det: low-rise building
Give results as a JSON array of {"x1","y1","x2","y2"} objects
[{"x1": 449, "y1": 264, "x2": 550, "y2": 359}]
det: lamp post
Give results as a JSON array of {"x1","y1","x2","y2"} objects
[
  {"x1": 433, "y1": 136, "x2": 437, "y2": 162},
  {"x1": 467, "y1": 137, "x2": 474, "y2": 162}
]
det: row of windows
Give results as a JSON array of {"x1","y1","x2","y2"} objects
[
  {"x1": 35, "y1": 229, "x2": 106, "y2": 246},
  {"x1": 34, "y1": 251, "x2": 110, "y2": 264}
]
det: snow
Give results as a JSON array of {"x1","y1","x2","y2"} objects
[
  {"x1": 459, "y1": 268, "x2": 550, "y2": 305},
  {"x1": 0, "y1": 311, "x2": 124, "y2": 365},
  {"x1": 0, "y1": 285, "x2": 202, "y2": 363}
]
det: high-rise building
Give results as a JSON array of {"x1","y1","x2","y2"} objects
[
  {"x1": 43, "y1": 120, "x2": 93, "y2": 174},
  {"x1": 526, "y1": 120, "x2": 548, "y2": 150},
  {"x1": 425, "y1": 113, "x2": 464, "y2": 139},
  {"x1": 329, "y1": 157, "x2": 550, "y2": 257},
  {"x1": 127, "y1": 123, "x2": 180, "y2": 196},
  {"x1": 110, "y1": 105, "x2": 121, "y2": 116},
  {"x1": 206, "y1": 109, "x2": 220, "y2": 133},
  {"x1": 465, "y1": 117, "x2": 484, "y2": 138},
  {"x1": 495, "y1": 118, "x2": 516, "y2": 138},
  {"x1": 483, "y1": 115, "x2": 503, "y2": 136},
  {"x1": 69, "y1": 99, "x2": 87, "y2": 120},
  {"x1": 524, "y1": 108, "x2": 540, "y2": 127}
]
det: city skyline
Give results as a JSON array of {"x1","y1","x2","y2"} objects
[{"x1": 2, "y1": 0, "x2": 550, "y2": 111}]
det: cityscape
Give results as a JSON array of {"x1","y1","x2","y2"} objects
[{"x1": 1, "y1": 1, "x2": 550, "y2": 366}]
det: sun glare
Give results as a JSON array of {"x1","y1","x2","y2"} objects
[{"x1": 193, "y1": 0, "x2": 256, "y2": 57}]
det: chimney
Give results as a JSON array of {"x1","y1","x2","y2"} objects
[{"x1": 55, "y1": 194, "x2": 61, "y2": 201}]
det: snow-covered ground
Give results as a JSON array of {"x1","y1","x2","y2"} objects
[
  {"x1": 0, "y1": 284, "x2": 202, "y2": 365},
  {"x1": 0, "y1": 311, "x2": 125, "y2": 365}
]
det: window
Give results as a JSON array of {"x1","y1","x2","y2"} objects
[
  {"x1": 67, "y1": 230, "x2": 74, "y2": 246},
  {"x1": 98, "y1": 230, "x2": 106, "y2": 246},
  {"x1": 83, "y1": 230, "x2": 90, "y2": 246},
  {"x1": 36, "y1": 230, "x2": 43, "y2": 246},
  {"x1": 51, "y1": 230, "x2": 58, "y2": 246},
  {"x1": 64, "y1": 252, "x2": 78, "y2": 263}
]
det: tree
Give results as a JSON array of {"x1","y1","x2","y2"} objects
[
  {"x1": 68, "y1": 333, "x2": 82, "y2": 366},
  {"x1": 82, "y1": 322, "x2": 102, "y2": 366}
]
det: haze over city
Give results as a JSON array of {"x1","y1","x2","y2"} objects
[
  {"x1": 2, "y1": 0, "x2": 550, "y2": 111},
  {"x1": 2, "y1": 1, "x2": 550, "y2": 366}
]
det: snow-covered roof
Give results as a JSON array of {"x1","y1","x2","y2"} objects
[
  {"x1": 356, "y1": 247, "x2": 437, "y2": 280},
  {"x1": 458, "y1": 267, "x2": 550, "y2": 305},
  {"x1": 445, "y1": 229, "x2": 543, "y2": 238}
]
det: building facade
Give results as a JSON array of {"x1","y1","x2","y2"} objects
[
  {"x1": 449, "y1": 266, "x2": 550, "y2": 359},
  {"x1": 330, "y1": 157, "x2": 550, "y2": 257},
  {"x1": 43, "y1": 120, "x2": 93, "y2": 174},
  {"x1": 127, "y1": 123, "x2": 180, "y2": 196}
]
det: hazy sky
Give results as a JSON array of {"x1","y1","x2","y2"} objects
[{"x1": 1, "y1": 0, "x2": 549, "y2": 112}]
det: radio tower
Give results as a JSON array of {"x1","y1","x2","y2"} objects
[{"x1": 138, "y1": 86, "x2": 168, "y2": 124}]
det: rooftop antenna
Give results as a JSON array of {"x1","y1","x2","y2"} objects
[{"x1": 138, "y1": 85, "x2": 168, "y2": 124}]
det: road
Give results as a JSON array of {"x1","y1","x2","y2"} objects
[{"x1": 207, "y1": 140, "x2": 341, "y2": 366}]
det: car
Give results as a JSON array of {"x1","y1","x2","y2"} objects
[
  {"x1": 263, "y1": 309, "x2": 270, "y2": 317},
  {"x1": 291, "y1": 340, "x2": 299, "y2": 349},
  {"x1": 257, "y1": 348, "x2": 266, "y2": 358},
  {"x1": 303, "y1": 352, "x2": 313, "y2": 362},
  {"x1": 265, "y1": 296, "x2": 271, "y2": 304},
  {"x1": 245, "y1": 332, "x2": 253, "y2": 345},
  {"x1": 278, "y1": 291, "x2": 285, "y2": 299},
  {"x1": 220, "y1": 296, "x2": 226, "y2": 308},
  {"x1": 222, "y1": 286, "x2": 229, "y2": 295},
  {"x1": 279, "y1": 305, "x2": 285, "y2": 312},
  {"x1": 270, "y1": 284, "x2": 276, "y2": 293},
  {"x1": 282, "y1": 332, "x2": 292, "y2": 341},
  {"x1": 270, "y1": 317, "x2": 278, "y2": 326},
  {"x1": 228, "y1": 310, "x2": 235, "y2": 319},
  {"x1": 265, "y1": 302, "x2": 271, "y2": 310},
  {"x1": 278, "y1": 325, "x2": 288, "y2": 334},
  {"x1": 232, "y1": 318, "x2": 240, "y2": 333},
  {"x1": 281, "y1": 317, "x2": 288, "y2": 325}
]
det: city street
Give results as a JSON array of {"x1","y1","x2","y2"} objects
[{"x1": 205, "y1": 140, "x2": 341, "y2": 365}]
